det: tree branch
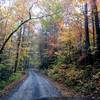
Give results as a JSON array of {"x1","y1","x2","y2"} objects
[
  {"x1": 0, "y1": 12, "x2": 59, "y2": 54},
  {"x1": 29, "y1": 4, "x2": 33, "y2": 19}
]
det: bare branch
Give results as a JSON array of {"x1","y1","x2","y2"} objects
[{"x1": 29, "y1": 4, "x2": 33, "y2": 19}]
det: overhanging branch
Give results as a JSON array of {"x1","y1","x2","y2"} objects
[{"x1": 0, "y1": 12, "x2": 59, "y2": 54}]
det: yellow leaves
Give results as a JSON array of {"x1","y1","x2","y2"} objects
[
  {"x1": 6, "y1": 38, "x2": 13, "y2": 48},
  {"x1": 0, "y1": 7, "x2": 12, "y2": 20},
  {"x1": 13, "y1": 0, "x2": 29, "y2": 20},
  {"x1": 7, "y1": 43, "x2": 12, "y2": 48},
  {"x1": 97, "y1": 0, "x2": 100, "y2": 11},
  {"x1": 70, "y1": 0, "x2": 86, "y2": 6},
  {"x1": 59, "y1": 32, "x2": 69, "y2": 42},
  {"x1": 20, "y1": 48, "x2": 29, "y2": 60},
  {"x1": 55, "y1": 51, "x2": 62, "y2": 56},
  {"x1": 58, "y1": 19, "x2": 79, "y2": 48},
  {"x1": 58, "y1": 20, "x2": 64, "y2": 30},
  {"x1": 65, "y1": 67, "x2": 84, "y2": 81},
  {"x1": 21, "y1": 48, "x2": 29, "y2": 57},
  {"x1": 59, "y1": 30, "x2": 78, "y2": 45}
]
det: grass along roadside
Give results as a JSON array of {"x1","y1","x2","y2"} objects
[{"x1": 0, "y1": 71, "x2": 27, "y2": 97}]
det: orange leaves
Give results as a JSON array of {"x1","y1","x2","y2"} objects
[
  {"x1": 58, "y1": 21, "x2": 71, "y2": 43},
  {"x1": 58, "y1": 20, "x2": 64, "y2": 30},
  {"x1": 59, "y1": 31, "x2": 70, "y2": 43},
  {"x1": 58, "y1": 19, "x2": 82, "y2": 48}
]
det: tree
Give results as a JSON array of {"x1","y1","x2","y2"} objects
[
  {"x1": 14, "y1": 27, "x2": 22, "y2": 73},
  {"x1": 0, "y1": 2, "x2": 57, "y2": 63},
  {"x1": 92, "y1": 0, "x2": 100, "y2": 57},
  {"x1": 84, "y1": 3, "x2": 90, "y2": 51}
]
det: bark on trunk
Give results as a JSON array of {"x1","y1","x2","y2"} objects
[
  {"x1": 93, "y1": 0, "x2": 100, "y2": 54},
  {"x1": 84, "y1": 3, "x2": 90, "y2": 51},
  {"x1": 14, "y1": 27, "x2": 22, "y2": 73},
  {"x1": 92, "y1": 14, "x2": 95, "y2": 47}
]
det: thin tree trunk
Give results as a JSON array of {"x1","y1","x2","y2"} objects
[
  {"x1": 92, "y1": 0, "x2": 100, "y2": 55},
  {"x1": 14, "y1": 27, "x2": 22, "y2": 73},
  {"x1": 84, "y1": 3, "x2": 90, "y2": 51},
  {"x1": 92, "y1": 14, "x2": 95, "y2": 47}
]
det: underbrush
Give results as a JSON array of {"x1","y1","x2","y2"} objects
[
  {"x1": 47, "y1": 64, "x2": 100, "y2": 99},
  {"x1": 0, "y1": 71, "x2": 24, "y2": 91}
]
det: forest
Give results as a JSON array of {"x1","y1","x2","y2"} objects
[{"x1": 0, "y1": 0, "x2": 100, "y2": 100}]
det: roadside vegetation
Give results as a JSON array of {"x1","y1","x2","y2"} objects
[
  {"x1": 38, "y1": 0, "x2": 100, "y2": 99},
  {"x1": 47, "y1": 64, "x2": 100, "y2": 98},
  {"x1": 0, "y1": 70, "x2": 23, "y2": 91}
]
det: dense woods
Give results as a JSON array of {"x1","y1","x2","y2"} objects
[{"x1": 0, "y1": 0, "x2": 100, "y2": 99}]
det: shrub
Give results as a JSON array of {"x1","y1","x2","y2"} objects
[
  {"x1": 47, "y1": 63, "x2": 100, "y2": 98},
  {"x1": 0, "y1": 64, "x2": 12, "y2": 81},
  {"x1": 64, "y1": 77, "x2": 74, "y2": 86},
  {"x1": 0, "y1": 72, "x2": 22, "y2": 91},
  {"x1": 9, "y1": 72, "x2": 22, "y2": 82},
  {"x1": 93, "y1": 71, "x2": 100, "y2": 80},
  {"x1": 65, "y1": 67, "x2": 84, "y2": 81},
  {"x1": 51, "y1": 73, "x2": 61, "y2": 81}
]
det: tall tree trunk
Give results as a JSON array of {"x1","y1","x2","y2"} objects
[
  {"x1": 92, "y1": 14, "x2": 95, "y2": 47},
  {"x1": 92, "y1": 0, "x2": 100, "y2": 56},
  {"x1": 84, "y1": 3, "x2": 90, "y2": 51},
  {"x1": 14, "y1": 27, "x2": 22, "y2": 73}
]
